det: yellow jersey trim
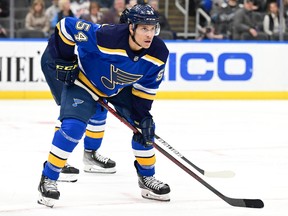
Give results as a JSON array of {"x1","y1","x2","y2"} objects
[
  {"x1": 78, "y1": 71, "x2": 108, "y2": 97},
  {"x1": 2, "y1": 91, "x2": 288, "y2": 100},
  {"x1": 132, "y1": 88, "x2": 155, "y2": 100},
  {"x1": 56, "y1": 22, "x2": 75, "y2": 46}
]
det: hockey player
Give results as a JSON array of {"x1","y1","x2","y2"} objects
[
  {"x1": 38, "y1": 3, "x2": 170, "y2": 207},
  {"x1": 41, "y1": 30, "x2": 117, "y2": 183}
]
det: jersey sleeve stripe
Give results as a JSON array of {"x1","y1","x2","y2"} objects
[
  {"x1": 133, "y1": 83, "x2": 157, "y2": 95},
  {"x1": 78, "y1": 71, "x2": 108, "y2": 97},
  {"x1": 132, "y1": 87, "x2": 156, "y2": 100},
  {"x1": 98, "y1": 45, "x2": 127, "y2": 57},
  {"x1": 142, "y1": 54, "x2": 164, "y2": 66},
  {"x1": 56, "y1": 20, "x2": 75, "y2": 46}
]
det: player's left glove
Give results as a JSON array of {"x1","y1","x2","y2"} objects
[
  {"x1": 55, "y1": 58, "x2": 79, "y2": 86},
  {"x1": 133, "y1": 117, "x2": 155, "y2": 147}
]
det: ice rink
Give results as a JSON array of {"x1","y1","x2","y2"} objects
[{"x1": 0, "y1": 99, "x2": 287, "y2": 216}]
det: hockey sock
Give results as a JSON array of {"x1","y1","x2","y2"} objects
[
  {"x1": 132, "y1": 139, "x2": 155, "y2": 176},
  {"x1": 84, "y1": 105, "x2": 107, "y2": 150},
  {"x1": 43, "y1": 118, "x2": 86, "y2": 180}
]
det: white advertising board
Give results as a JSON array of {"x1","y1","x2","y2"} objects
[
  {"x1": 0, "y1": 40, "x2": 287, "y2": 99},
  {"x1": 163, "y1": 41, "x2": 288, "y2": 91}
]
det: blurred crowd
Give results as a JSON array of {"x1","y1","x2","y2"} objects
[
  {"x1": 0, "y1": 0, "x2": 288, "y2": 40},
  {"x1": 0, "y1": 0, "x2": 175, "y2": 39},
  {"x1": 195, "y1": 0, "x2": 288, "y2": 41}
]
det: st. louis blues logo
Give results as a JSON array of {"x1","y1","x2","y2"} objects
[
  {"x1": 72, "y1": 98, "x2": 84, "y2": 107},
  {"x1": 101, "y1": 64, "x2": 143, "y2": 90}
]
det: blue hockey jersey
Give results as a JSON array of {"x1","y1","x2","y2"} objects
[{"x1": 49, "y1": 17, "x2": 169, "y2": 120}]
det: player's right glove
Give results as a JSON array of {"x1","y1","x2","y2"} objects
[
  {"x1": 55, "y1": 58, "x2": 79, "y2": 86},
  {"x1": 133, "y1": 117, "x2": 155, "y2": 147}
]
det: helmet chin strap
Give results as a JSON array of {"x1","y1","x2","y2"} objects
[{"x1": 130, "y1": 30, "x2": 142, "y2": 48}]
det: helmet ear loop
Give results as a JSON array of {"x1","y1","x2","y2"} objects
[{"x1": 155, "y1": 23, "x2": 161, "y2": 36}]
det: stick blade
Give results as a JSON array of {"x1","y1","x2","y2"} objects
[
  {"x1": 243, "y1": 199, "x2": 264, "y2": 208},
  {"x1": 204, "y1": 170, "x2": 235, "y2": 178},
  {"x1": 226, "y1": 198, "x2": 264, "y2": 208}
]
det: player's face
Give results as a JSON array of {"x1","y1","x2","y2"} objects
[{"x1": 133, "y1": 24, "x2": 156, "y2": 49}]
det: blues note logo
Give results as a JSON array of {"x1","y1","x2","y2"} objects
[
  {"x1": 101, "y1": 65, "x2": 143, "y2": 90},
  {"x1": 72, "y1": 98, "x2": 84, "y2": 107}
]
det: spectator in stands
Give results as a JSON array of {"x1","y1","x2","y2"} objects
[
  {"x1": 210, "y1": 0, "x2": 228, "y2": 19},
  {"x1": 25, "y1": 0, "x2": 50, "y2": 37},
  {"x1": 0, "y1": 0, "x2": 9, "y2": 17},
  {"x1": 0, "y1": 0, "x2": 9, "y2": 37},
  {"x1": 95, "y1": 0, "x2": 114, "y2": 8},
  {"x1": 45, "y1": 0, "x2": 60, "y2": 30},
  {"x1": 197, "y1": 25, "x2": 226, "y2": 40},
  {"x1": 252, "y1": 0, "x2": 268, "y2": 13},
  {"x1": 126, "y1": 0, "x2": 137, "y2": 9},
  {"x1": 263, "y1": 1, "x2": 288, "y2": 40},
  {"x1": 0, "y1": 24, "x2": 7, "y2": 37},
  {"x1": 101, "y1": 0, "x2": 126, "y2": 24},
  {"x1": 148, "y1": 0, "x2": 176, "y2": 39},
  {"x1": 232, "y1": 0, "x2": 268, "y2": 40},
  {"x1": 284, "y1": 0, "x2": 288, "y2": 28},
  {"x1": 284, "y1": 1, "x2": 288, "y2": 15},
  {"x1": 197, "y1": 0, "x2": 213, "y2": 14},
  {"x1": 51, "y1": 0, "x2": 75, "y2": 28},
  {"x1": 212, "y1": 0, "x2": 241, "y2": 39},
  {"x1": 80, "y1": 1, "x2": 104, "y2": 24},
  {"x1": 194, "y1": 0, "x2": 213, "y2": 26},
  {"x1": 285, "y1": 0, "x2": 288, "y2": 14},
  {"x1": 70, "y1": 0, "x2": 90, "y2": 18}
]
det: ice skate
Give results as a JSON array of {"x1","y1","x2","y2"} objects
[
  {"x1": 58, "y1": 164, "x2": 80, "y2": 183},
  {"x1": 134, "y1": 160, "x2": 170, "y2": 201},
  {"x1": 37, "y1": 175, "x2": 60, "y2": 208},
  {"x1": 137, "y1": 174, "x2": 171, "y2": 201},
  {"x1": 83, "y1": 150, "x2": 116, "y2": 174}
]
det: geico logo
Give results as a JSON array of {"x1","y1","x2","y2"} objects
[
  {"x1": 166, "y1": 52, "x2": 253, "y2": 81},
  {"x1": 56, "y1": 65, "x2": 78, "y2": 70}
]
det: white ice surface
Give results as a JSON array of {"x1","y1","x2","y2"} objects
[{"x1": 0, "y1": 99, "x2": 287, "y2": 216}]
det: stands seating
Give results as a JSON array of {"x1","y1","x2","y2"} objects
[
  {"x1": 14, "y1": 0, "x2": 30, "y2": 8},
  {"x1": 14, "y1": 8, "x2": 29, "y2": 29},
  {"x1": 0, "y1": 17, "x2": 10, "y2": 29},
  {"x1": 16, "y1": 29, "x2": 46, "y2": 38},
  {"x1": 158, "y1": 30, "x2": 175, "y2": 40}
]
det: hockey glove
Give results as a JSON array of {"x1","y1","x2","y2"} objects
[
  {"x1": 55, "y1": 58, "x2": 79, "y2": 86},
  {"x1": 133, "y1": 117, "x2": 155, "y2": 147}
]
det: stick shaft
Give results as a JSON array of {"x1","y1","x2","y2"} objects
[{"x1": 97, "y1": 100, "x2": 264, "y2": 208}]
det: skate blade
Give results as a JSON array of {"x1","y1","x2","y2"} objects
[
  {"x1": 84, "y1": 165, "x2": 116, "y2": 174},
  {"x1": 141, "y1": 189, "x2": 170, "y2": 202},
  {"x1": 37, "y1": 194, "x2": 57, "y2": 208},
  {"x1": 58, "y1": 173, "x2": 78, "y2": 183}
]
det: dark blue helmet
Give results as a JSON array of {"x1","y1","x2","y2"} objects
[
  {"x1": 128, "y1": 4, "x2": 159, "y2": 25},
  {"x1": 127, "y1": 4, "x2": 160, "y2": 35},
  {"x1": 119, "y1": 8, "x2": 130, "y2": 24}
]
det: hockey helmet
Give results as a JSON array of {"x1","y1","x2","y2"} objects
[
  {"x1": 119, "y1": 8, "x2": 130, "y2": 24},
  {"x1": 127, "y1": 4, "x2": 160, "y2": 35}
]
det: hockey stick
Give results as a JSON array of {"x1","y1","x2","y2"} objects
[
  {"x1": 97, "y1": 99, "x2": 264, "y2": 208},
  {"x1": 98, "y1": 97, "x2": 234, "y2": 178},
  {"x1": 74, "y1": 80, "x2": 232, "y2": 177},
  {"x1": 154, "y1": 134, "x2": 235, "y2": 178}
]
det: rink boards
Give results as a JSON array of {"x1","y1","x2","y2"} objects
[{"x1": 0, "y1": 39, "x2": 288, "y2": 99}]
